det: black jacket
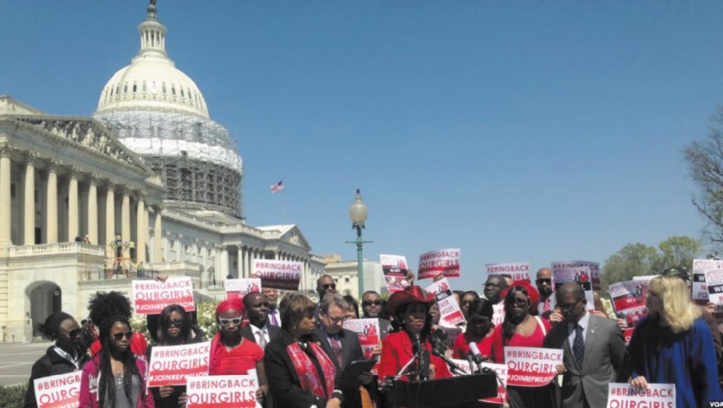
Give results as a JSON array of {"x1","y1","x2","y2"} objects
[
  {"x1": 313, "y1": 326, "x2": 366, "y2": 408},
  {"x1": 24, "y1": 345, "x2": 88, "y2": 408}
]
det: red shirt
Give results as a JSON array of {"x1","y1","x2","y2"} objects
[
  {"x1": 452, "y1": 330, "x2": 495, "y2": 360},
  {"x1": 490, "y1": 317, "x2": 551, "y2": 364},
  {"x1": 379, "y1": 330, "x2": 452, "y2": 380},
  {"x1": 209, "y1": 338, "x2": 264, "y2": 376}
]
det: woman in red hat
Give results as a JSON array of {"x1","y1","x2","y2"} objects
[
  {"x1": 490, "y1": 281, "x2": 553, "y2": 408},
  {"x1": 209, "y1": 298, "x2": 268, "y2": 403},
  {"x1": 378, "y1": 286, "x2": 452, "y2": 381}
]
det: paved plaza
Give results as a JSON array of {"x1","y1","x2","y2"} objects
[{"x1": 0, "y1": 341, "x2": 50, "y2": 387}]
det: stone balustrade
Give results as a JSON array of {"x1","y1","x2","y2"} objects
[{"x1": 8, "y1": 242, "x2": 105, "y2": 257}]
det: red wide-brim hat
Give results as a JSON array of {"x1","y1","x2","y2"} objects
[{"x1": 386, "y1": 285, "x2": 436, "y2": 318}]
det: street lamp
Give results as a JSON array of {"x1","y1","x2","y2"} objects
[{"x1": 348, "y1": 189, "x2": 371, "y2": 299}]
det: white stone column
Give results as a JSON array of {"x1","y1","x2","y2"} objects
[
  {"x1": 87, "y1": 175, "x2": 99, "y2": 245},
  {"x1": 121, "y1": 190, "x2": 131, "y2": 259},
  {"x1": 220, "y1": 246, "x2": 229, "y2": 282},
  {"x1": 67, "y1": 169, "x2": 79, "y2": 242},
  {"x1": 46, "y1": 162, "x2": 58, "y2": 244},
  {"x1": 105, "y1": 185, "x2": 115, "y2": 257},
  {"x1": 23, "y1": 156, "x2": 36, "y2": 245},
  {"x1": 154, "y1": 207, "x2": 162, "y2": 263},
  {"x1": 0, "y1": 144, "x2": 12, "y2": 247},
  {"x1": 236, "y1": 245, "x2": 243, "y2": 278},
  {"x1": 136, "y1": 196, "x2": 146, "y2": 263}
]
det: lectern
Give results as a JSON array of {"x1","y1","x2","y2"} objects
[{"x1": 385, "y1": 372, "x2": 498, "y2": 408}]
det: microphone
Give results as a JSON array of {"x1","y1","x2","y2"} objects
[
  {"x1": 468, "y1": 342, "x2": 485, "y2": 365},
  {"x1": 431, "y1": 346, "x2": 468, "y2": 376},
  {"x1": 412, "y1": 334, "x2": 427, "y2": 380}
]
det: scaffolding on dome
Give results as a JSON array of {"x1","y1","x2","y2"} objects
[{"x1": 94, "y1": 109, "x2": 244, "y2": 219}]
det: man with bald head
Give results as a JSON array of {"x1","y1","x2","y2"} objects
[
  {"x1": 536, "y1": 267, "x2": 555, "y2": 319},
  {"x1": 543, "y1": 283, "x2": 625, "y2": 408}
]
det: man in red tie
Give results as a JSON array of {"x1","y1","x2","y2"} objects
[{"x1": 536, "y1": 267, "x2": 556, "y2": 320}]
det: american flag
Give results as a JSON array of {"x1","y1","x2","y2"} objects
[{"x1": 270, "y1": 180, "x2": 284, "y2": 193}]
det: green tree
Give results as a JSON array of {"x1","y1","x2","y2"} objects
[{"x1": 601, "y1": 236, "x2": 702, "y2": 293}]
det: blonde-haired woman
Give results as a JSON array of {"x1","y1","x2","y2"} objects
[{"x1": 628, "y1": 275, "x2": 723, "y2": 407}]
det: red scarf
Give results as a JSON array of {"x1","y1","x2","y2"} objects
[{"x1": 286, "y1": 341, "x2": 336, "y2": 398}]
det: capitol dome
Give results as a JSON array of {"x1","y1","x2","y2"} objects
[{"x1": 94, "y1": 2, "x2": 244, "y2": 217}]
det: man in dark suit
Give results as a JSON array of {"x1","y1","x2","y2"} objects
[
  {"x1": 241, "y1": 292, "x2": 280, "y2": 349},
  {"x1": 543, "y1": 283, "x2": 626, "y2": 408},
  {"x1": 315, "y1": 293, "x2": 371, "y2": 408}
]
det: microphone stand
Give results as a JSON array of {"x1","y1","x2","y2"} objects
[{"x1": 431, "y1": 346, "x2": 469, "y2": 376}]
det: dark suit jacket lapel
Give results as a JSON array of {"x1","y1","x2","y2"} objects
[
  {"x1": 314, "y1": 327, "x2": 341, "y2": 372},
  {"x1": 241, "y1": 325, "x2": 256, "y2": 343},
  {"x1": 339, "y1": 329, "x2": 354, "y2": 370},
  {"x1": 581, "y1": 315, "x2": 598, "y2": 371},
  {"x1": 269, "y1": 325, "x2": 281, "y2": 341}
]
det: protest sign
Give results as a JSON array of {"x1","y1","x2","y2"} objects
[
  {"x1": 133, "y1": 277, "x2": 195, "y2": 315},
  {"x1": 380, "y1": 254, "x2": 411, "y2": 293},
  {"x1": 633, "y1": 275, "x2": 659, "y2": 281},
  {"x1": 34, "y1": 371, "x2": 82, "y2": 408},
  {"x1": 608, "y1": 280, "x2": 648, "y2": 320},
  {"x1": 224, "y1": 278, "x2": 261, "y2": 300},
  {"x1": 425, "y1": 278, "x2": 465, "y2": 326},
  {"x1": 343, "y1": 318, "x2": 381, "y2": 360},
  {"x1": 606, "y1": 383, "x2": 675, "y2": 408},
  {"x1": 252, "y1": 260, "x2": 302, "y2": 291},
  {"x1": 552, "y1": 266, "x2": 594, "y2": 312},
  {"x1": 706, "y1": 269, "x2": 723, "y2": 312},
  {"x1": 186, "y1": 374, "x2": 261, "y2": 408},
  {"x1": 504, "y1": 347, "x2": 562, "y2": 387},
  {"x1": 485, "y1": 262, "x2": 531, "y2": 283},
  {"x1": 492, "y1": 303, "x2": 505, "y2": 327},
  {"x1": 623, "y1": 328, "x2": 635, "y2": 345},
  {"x1": 417, "y1": 249, "x2": 460, "y2": 280},
  {"x1": 451, "y1": 360, "x2": 508, "y2": 404},
  {"x1": 148, "y1": 341, "x2": 211, "y2": 387},
  {"x1": 693, "y1": 259, "x2": 723, "y2": 300},
  {"x1": 552, "y1": 260, "x2": 601, "y2": 291}
]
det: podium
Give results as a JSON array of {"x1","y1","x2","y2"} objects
[{"x1": 385, "y1": 372, "x2": 498, "y2": 408}]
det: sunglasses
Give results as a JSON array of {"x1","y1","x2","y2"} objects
[
  {"x1": 218, "y1": 317, "x2": 242, "y2": 326},
  {"x1": 67, "y1": 329, "x2": 81, "y2": 338},
  {"x1": 362, "y1": 300, "x2": 382, "y2": 307},
  {"x1": 558, "y1": 298, "x2": 582, "y2": 312},
  {"x1": 513, "y1": 297, "x2": 529, "y2": 306},
  {"x1": 253, "y1": 302, "x2": 272, "y2": 308},
  {"x1": 322, "y1": 283, "x2": 336, "y2": 290},
  {"x1": 536, "y1": 278, "x2": 552, "y2": 284},
  {"x1": 113, "y1": 332, "x2": 133, "y2": 341},
  {"x1": 168, "y1": 319, "x2": 184, "y2": 328}
]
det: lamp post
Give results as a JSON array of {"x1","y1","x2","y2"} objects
[{"x1": 348, "y1": 189, "x2": 371, "y2": 299}]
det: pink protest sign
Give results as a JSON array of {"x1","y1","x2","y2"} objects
[
  {"x1": 132, "y1": 277, "x2": 195, "y2": 315},
  {"x1": 504, "y1": 346, "x2": 562, "y2": 387},
  {"x1": 606, "y1": 383, "x2": 674, "y2": 408},
  {"x1": 252, "y1": 260, "x2": 302, "y2": 291},
  {"x1": 417, "y1": 248, "x2": 460, "y2": 280},
  {"x1": 148, "y1": 341, "x2": 211, "y2": 387},
  {"x1": 186, "y1": 374, "x2": 261, "y2": 408},
  {"x1": 552, "y1": 260, "x2": 601, "y2": 291},
  {"x1": 485, "y1": 262, "x2": 531, "y2": 283},
  {"x1": 425, "y1": 278, "x2": 465, "y2": 326},
  {"x1": 34, "y1": 371, "x2": 82, "y2": 408},
  {"x1": 343, "y1": 318, "x2": 381, "y2": 360},
  {"x1": 224, "y1": 278, "x2": 262, "y2": 300},
  {"x1": 380, "y1": 254, "x2": 411, "y2": 293}
]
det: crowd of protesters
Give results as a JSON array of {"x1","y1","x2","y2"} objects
[{"x1": 22, "y1": 266, "x2": 723, "y2": 408}]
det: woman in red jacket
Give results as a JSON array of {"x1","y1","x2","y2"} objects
[{"x1": 378, "y1": 286, "x2": 452, "y2": 381}]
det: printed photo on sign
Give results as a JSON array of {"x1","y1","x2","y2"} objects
[
  {"x1": 380, "y1": 254, "x2": 411, "y2": 293},
  {"x1": 417, "y1": 248, "x2": 460, "y2": 280},
  {"x1": 485, "y1": 262, "x2": 531, "y2": 283},
  {"x1": 425, "y1": 278, "x2": 465, "y2": 327},
  {"x1": 606, "y1": 383, "x2": 675, "y2": 408},
  {"x1": 706, "y1": 269, "x2": 723, "y2": 311},
  {"x1": 34, "y1": 371, "x2": 82, "y2": 408},
  {"x1": 504, "y1": 346, "x2": 562, "y2": 387},
  {"x1": 133, "y1": 277, "x2": 195, "y2": 315},
  {"x1": 552, "y1": 260, "x2": 601, "y2": 291},
  {"x1": 148, "y1": 341, "x2": 211, "y2": 387},
  {"x1": 225, "y1": 278, "x2": 262, "y2": 300},
  {"x1": 553, "y1": 266, "x2": 595, "y2": 312},
  {"x1": 693, "y1": 258, "x2": 723, "y2": 300},
  {"x1": 186, "y1": 374, "x2": 261, "y2": 408},
  {"x1": 343, "y1": 318, "x2": 381, "y2": 361},
  {"x1": 252, "y1": 260, "x2": 302, "y2": 291}
]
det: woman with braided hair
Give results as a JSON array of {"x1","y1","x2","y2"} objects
[
  {"x1": 87, "y1": 291, "x2": 147, "y2": 357},
  {"x1": 79, "y1": 315, "x2": 153, "y2": 407}
]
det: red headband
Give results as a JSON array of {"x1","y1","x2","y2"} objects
[{"x1": 215, "y1": 298, "x2": 244, "y2": 317}]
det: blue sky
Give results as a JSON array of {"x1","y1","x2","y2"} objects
[{"x1": 2, "y1": 1, "x2": 723, "y2": 291}]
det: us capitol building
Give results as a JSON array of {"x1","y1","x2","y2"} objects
[{"x1": 0, "y1": 2, "x2": 331, "y2": 342}]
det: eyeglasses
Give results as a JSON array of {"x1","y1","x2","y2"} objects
[
  {"x1": 512, "y1": 297, "x2": 529, "y2": 306},
  {"x1": 169, "y1": 319, "x2": 184, "y2": 328},
  {"x1": 67, "y1": 329, "x2": 81, "y2": 338},
  {"x1": 362, "y1": 300, "x2": 382, "y2": 307},
  {"x1": 218, "y1": 317, "x2": 242, "y2": 326},
  {"x1": 536, "y1": 278, "x2": 551, "y2": 284},
  {"x1": 558, "y1": 298, "x2": 582, "y2": 312},
  {"x1": 327, "y1": 315, "x2": 347, "y2": 324},
  {"x1": 322, "y1": 283, "x2": 336, "y2": 290},
  {"x1": 485, "y1": 282, "x2": 502, "y2": 288},
  {"x1": 113, "y1": 332, "x2": 133, "y2": 341},
  {"x1": 253, "y1": 302, "x2": 271, "y2": 308}
]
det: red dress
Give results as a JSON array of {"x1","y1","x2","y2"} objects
[
  {"x1": 452, "y1": 329, "x2": 495, "y2": 360},
  {"x1": 209, "y1": 337, "x2": 264, "y2": 375},
  {"x1": 379, "y1": 330, "x2": 452, "y2": 380},
  {"x1": 490, "y1": 317, "x2": 551, "y2": 363}
]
